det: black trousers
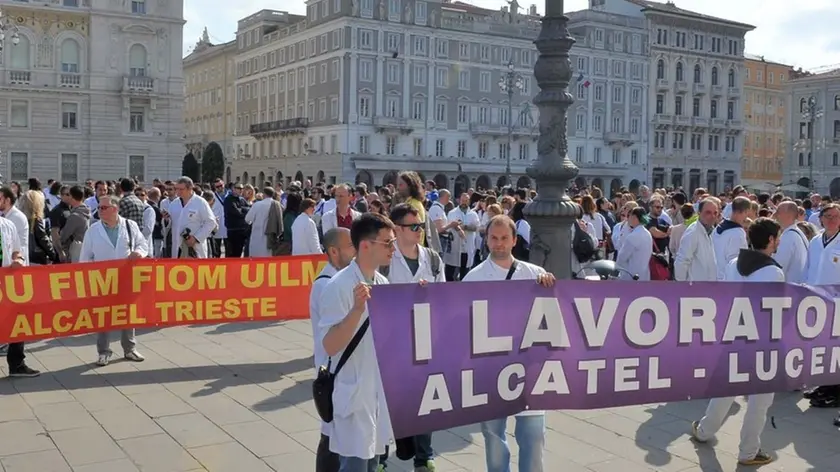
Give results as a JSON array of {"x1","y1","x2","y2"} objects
[
  {"x1": 7, "y1": 342, "x2": 25, "y2": 369},
  {"x1": 444, "y1": 253, "x2": 469, "y2": 281},
  {"x1": 225, "y1": 231, "x2": 247, "y2": 258},
  {"x1": 208, "y1": 238, "x2": 223, "y2": 258},
  {"x1": 316, "y1": 434, "x2": 340, "y2": 472}
]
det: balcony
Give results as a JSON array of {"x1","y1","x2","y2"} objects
[
  {"x1": 674, "y1": 115, "x2": 692, "y2": 128},
  {"x1": 693, "y1": 83, "x2": 707, "y2": 95},
  {"x1": 59, "y1": 73, "x2": 81, "y2": 88},
  {"x1": 373, "y1": 116, "x2": 414, "y2": 134},
  {"x1": 675, "y1": 81, "x2": 689, "y2": 93},
  {"x1": 249, "y1": 117, "x2": 309, "y2": 137},
  {"x1": 726, "y1": 119, "x2": 742, "y2": 128},
  {"x1": 711, "y1": 118, "x2": 727, "y2": 129},
  {"x1": 8, "y1": 70, "x2": 31, "y2": 85},
  {"x1": 653, "y1": 114, "x2": 673, "y2": 128},
  {"x1": 604, "y1": 132, "x2": 633, "y2": 145},
  {"x1": 711, "y1": 85, "x2": 723, "y2": 96},
  {"x1": 692, "y1": 117, "x2": 709, "y2": 128},
  {"x1": 728, "y1": 87, "x2": 741, "y2": 97},
  {"x1": 656, "y1": 79, "x2": 669, "y2": 91},
  {"x1": 123, "y1": 75, "x2": 155, "y2": 93}
]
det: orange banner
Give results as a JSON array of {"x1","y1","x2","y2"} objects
[{"x1": 0, "y1": 255, "x2": 327, "y2": 343}]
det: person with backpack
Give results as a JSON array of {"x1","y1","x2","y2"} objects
[{"x1": 379, "y1": 203, "x2": 444, "y2": 472}]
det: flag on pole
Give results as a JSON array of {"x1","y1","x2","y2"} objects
[{"x1": 576, "y1": 72, "x2": 591, "y2": 88}]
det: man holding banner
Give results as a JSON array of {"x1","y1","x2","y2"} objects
[{"x1": 461, "y1": 215, "x2": 555, "y2": 472}]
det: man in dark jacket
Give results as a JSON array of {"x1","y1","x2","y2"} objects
[
  {"x1": 223, "y1": 183, "x2": 250, "y2": 258},
  {"x1": 59, "y1": 185, "x2": 91, "y2": 263}
]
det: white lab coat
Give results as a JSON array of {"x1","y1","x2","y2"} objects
[
  {"x1": 318, "y1": 261, "x2": 393, "y2": 460},
  {"x1": 321, "y1": 207, "x2": 361, "y2": 234},
  {"x1": 615, "y1": 224, "x2": 653, "y2": 281},
  {"x1": 712, "y1": 222, "x2": 748, "y2": 281},
  {"x1": 445, "y1": 206, "x2": 479, "y2": 268},
  {"x1": 292, "y1": 212, "x2": 323, "y2": 255},
  {"x1": 245, "y1": 198, "x2": 272, "y2": 258},
  {"x1": 674, "y1": 221, "x2": 718, "y2": 282},
  {"x1": 773, "y1": 224, "x2": 809, "y2": 284},
  {"x1": 583, "y1": 212, "x2": 608, "y2": 241},
  {"x1": 463, "y1": 257, "x2": 546, "y2": 417},
  {"x1": 0, "y1": 217, "x2": 22, "y2": 268},
  {"x1": 211, "y1": 198, "x2": 227, "y2": 240},
  {"x1": 806, "y1": 231, "x2": 840, "y2": 285},
  {"x1": 611, "y1": 221, "x2": 629, "y2": 254},
  {"x1": 169, "y1": 194, "x2": 216, "y2": 259},
  {"x1": 78, "y1": 216, "x2": 149, "y2": 262},
  {"x1": 141, "y1": 204, "x2": 155, "y2": 251},
  {"x1": 385, "y1": 244, "x2": 446, "y2": 283},
  {"x1": 310, "y1": 263, "x2": 339, "y2": 438},
  {"x1": 3, "y1": 206, "x2": 29, "y2": 264},
  {"x1": 724, "y1": 257, "x2": 785, "y2": 282},
  {"x1": 808, "y1": 211, "x2": 822, "y2": 230}
]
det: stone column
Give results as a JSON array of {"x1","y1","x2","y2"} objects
[{"x1": 522, "y1": 0, "x2": 580, "y2": 280}]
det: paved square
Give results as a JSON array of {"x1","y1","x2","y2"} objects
[{"x1": 0, "y1": 321, "x2": 835, "y2": 471}]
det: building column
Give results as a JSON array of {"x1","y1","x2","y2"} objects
[{"x1": 375, "y1": 56, "x2": 384, "y2": 117}]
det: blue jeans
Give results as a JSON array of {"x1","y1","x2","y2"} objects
[
  {"x1": 481, "y1": 415, "x2": 545, "y2": 472},
  {"x1": 339, "y1": 456, "x2": 378, "y2": 472},
  {"x1": 414, "y1": 433, "x2": 434, "y2": 466}
]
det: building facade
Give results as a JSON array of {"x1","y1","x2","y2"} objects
[
  {"x1": 183, "y1": 31, "x2": 236, "y2": 164},
  {"x1": 0, "y1": 0, "x2": 185, "y2": 184},
  {"x1": 783, "y1": 71, "x2": 840, "y2": 197},
  {"x1": 567, "y1": 8, "x2": 649, "y2": 195},
  {"x1": 741, "y1": 55, "x2": 791, "y2": 187},
  {"x1": 229, "y1": 2, "x2": 546, "y2": 196},
  {"x1": 593, "y1": 0, "x2": 753, "y2": 194}
]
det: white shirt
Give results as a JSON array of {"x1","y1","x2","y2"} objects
[
  {"x1": 583, "y1": 212, "x2": 608, "y2": 240},
  {"x1": 318, "y1": 261, "x2": 392, "y2": 459},
  {"x1": 385, "y1": 244, "x2": 446, "y2": 284},
  {"x1": 84, "y1": 195, "x2": 99, "y2": 213},
  {"x1": 462, "y1": 257, "x2": 546, "y2": 416},
  {"x1": 169, "y1": 194, "x2": 216, "y2": 259},
  {"x1": 79, "y1": 216, "x2": 149, "y2": 262},
  {"x1": 0, "y1": 217, "x2": 23, "y2": 268},
  {"x1": 310, "y1": 263, "x2": 339, "y2": 437},
  {"x1": 515, "y1": 219, "x2": 531, "y2": 245},
  {"x1": 3, "y1": 206, "x2": 29, "y2": 264},
  {"x1": 674, "y1": 221, "x2": 718, "y2": 282},
  {"x1": 211, "y1": 198, "x2": 227, "y2": 239},
  {"x1": 773, "y1": 224, "x2": 809, "y2": 284},
  {"x1": 291, "y1": 212, "x2": 323, "y2": 255},
  {"x1": 806, "y1": 231, "x2": 840, "y2": 285},
  {"x1": 615, "y1": 224, "x2": 653, "y2": 281},
  {"x1": 446, "y1": 206, "x2": 480, "y2": 268},
  {"x1": 141, "y1": 204, "x2": 155, "y2": 250},
  {"x1": 808, "y1": 211, "x2": 822, "y2": 230},
  {"x1": 428, "y1": 201, "x2": 447, "y2": 229}
]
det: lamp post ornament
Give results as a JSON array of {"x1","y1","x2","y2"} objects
[{"x1": 523, "y1": 0, "x2": 581, "y2": 280}]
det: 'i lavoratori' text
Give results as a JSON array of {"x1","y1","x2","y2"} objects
[
  {"x1": 411, "y1": 295, "x2": 840, "y2": 416},
  {"x1": 1, "y1": 259, "x2": 325, "y2": 338}
]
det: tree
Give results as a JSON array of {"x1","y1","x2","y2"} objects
[
  {"x1": 202, "y1": 142, "x2": 225, "y2": 183},
  {"x1": 181, "y1": 153, "x2": 200, "y2": 181}
]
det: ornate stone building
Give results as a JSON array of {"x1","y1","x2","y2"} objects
[{"x1": 0, "y1": 0, "x2": 185, "y2": 183}]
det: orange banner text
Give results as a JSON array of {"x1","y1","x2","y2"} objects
[{"x1": 0, "y1": 254, "x2": 327, "y2": 343}]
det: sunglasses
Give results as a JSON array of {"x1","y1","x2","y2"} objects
[
  {"x1": 368, "y1": 238, "x2": 397, "y2": 248},
  {"x1": 397, "y1": 223, "x2": 423, "y2": 232}
]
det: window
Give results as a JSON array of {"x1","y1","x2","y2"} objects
[
  {"x1": 576, "y1": 113, "x2": 584, "y2": 130},
  {"x1": 675, "y1": 96, "x2": 683, "y2": 115},
  {"x1": 711, "y1": 100, "x2": 718, "y2": 118},
  {"x1": 458, "y1": 70, "x2": 470, "y2": 90},
  {"x1": 413, "y1": 138, "x2": 423, "y2": 156},
  {"x1": 437, "y1": 40, "x2": 449, "y2": 58},
  {"x1": 330, "y1": 97, "x2": 338, "y2": 118},
  {"x1": 386, "y1": 136, "x2": 397, "y2": 155},
  {"x1": 457, "y1": 140, "x2": 466, "y2": 158},
  {"x1": 9, "y1": 153, "x2": 27, "y2": 181},
  {"x1": 359, "y1": 96, "x2": 371, "y2": 117},
  {"x1": 60, "y1": 153, "x2": 78, "y2": 181},
  {"x1": 593, "y1": 114, "x2": 602, "y2": 132},
  {"x1": 59, "y1": 39, "x2": 80, "y2": 73},
  {"x1": 711, "y1": 67, "x2": 719, "y2": 85},
  {"x1": 611, "y1": 116, "x2": 621, "y2": 132},
  {"x1": 459, "y1": 42, "x2": 469, "y2": 58},
  {"x1": 129, "y1": 44, "x2": 147, "y2": 76},
  {"x1": 128, "y1": 155, "x2": 145, "y2": 181},
  {"x1": 631, "y1": 88, "x2": 640, "y2": 105},
  {"x1": 728, "y1": 68, "x2": 736, "y2": 87},
  {"x1": 457, "y1": 104, "x2": 468, "y2": 123},
  {"x1": 655, "y1": 94, "x2": 664, "y2": 114},
  {"x1": 414, "y1": 36, "x2": 427, "y2": 55},
  {"x1": 319, "y1": 100, "x2": 327, "y2": 120},
  {"x1": 413, "y1": 64, "x2": 427, "y2": 86},
  {"x1": 435, "y1": 101, "x2": 446, "y2": 122},
  {"x1": 61, "y1": 102, "x2": 78, "y2": 129},
  {"x1": 593, "y1": 148, "x2": 601, "y2": 163},
  {"x1": 359, "y1": 135, "x2": 369, "y2": 153},
  {"x1": 499, "y1": 143, "x2": 509, "y2": 161},
  {"x1": 479, "y1": 72, "x2": 491, "y2": 92},
  {"x1": 413, "y1": 100, "x2": 425, "y2": 120},
  {"x1": 692, "y1": 97, "x2": 700, "y2": 117},
  {"x1": 479, "y1": 106, "x2": 489, "y2": 124},
  {"x1": 331, "y1": 59, "x2": 340, "y2": 80},
  {"x1": 612, "y1": 148, "x2": 621, "y2": 164},
  {"x1": 360, "y1": 30, "x2": 373, "y2": 49},
  {"x1": 387, "y1": 63, "x2": 400, "y2": 84},
  {"x1": 480, "y1": 45, "x2": 489, "y2": 61},
  {"x1": 575, "y1": 146, "x2": 583, "y2": 162},
  {"x1": 594, "y1": 85, "x2": 603, "y2": 101},
  {"x1": 435, "y1": 139, "x2": 445, "y2": 157},
  {"x1": 309, "y1": 66, "x2": 316, "y2": 85},
  {"x1": 727, "y1": 100, "x2": 735, "y2": 120},
  {"x1": 10, "y1": 100, "x2": 29, "y2": 128},
  {"x1": 519, "y1": 143, "x2": 529, "y2": 160},
  {"x1": 676, "y1": 62, "x2": 684, "y2": 82},
  {"x1": 613, "y1": 86, "x2": 623, "y2": 103},
  {"x1": 656, "y1": 59, "x2": 665, "y2": 80},
  {"x1": 131, "y1": 0, "x2": 145, "y2": 14},
  {"x1": 360, "y1": 60, "x2": 373, "y2": 81},
  {"x1": 436, "y1": 67, "x2": 448, "y2": 87},
  {"x1": 630, "y1": 117, "x2": 639, "y2": 134},
  {"x1": 478, "y1": 141, "x2": 488, "y2": 158},
  {"x1": 385, "y1": 97, "x2": 398, "y2": 117}
]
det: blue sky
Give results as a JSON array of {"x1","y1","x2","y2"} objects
[{"x1": 183, "y1": 0, "x2": 840, "y2": 70}]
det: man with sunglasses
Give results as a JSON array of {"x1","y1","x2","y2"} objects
[{"x1": 380, "y1": 203, "x2": 443, "y2": 472}]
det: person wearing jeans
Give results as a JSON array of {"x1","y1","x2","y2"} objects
[
  {"x1": 481, "y1": 415, "x2": 545, "y2": 472},
  {"x1": 413, "y1": 435, "x2": 435, "y2": 471}
]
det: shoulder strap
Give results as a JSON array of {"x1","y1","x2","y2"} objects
[
  {"x1": 333, "y1": 318, "x2": 370, "y2": 376},
  {"x1": 315, "y1": 274, "x2": 332, "y2": 281},
  {"x1": 126, "y1": 221, "x2": 134, "y2": 252},
  {"x1": 423, "y1": 246, "x2": 441, "y2": 277},
  {"x1": 379, "y1": 264, "x2": 390, "y2": 278},
  {"x1": 787, "y1": 227, "x2": 809, "y2": 249},
  {"x1": 505, "y1": 260, "x2": 518, "y2": 280}
]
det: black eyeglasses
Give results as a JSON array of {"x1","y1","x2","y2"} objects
[{"x1": 397, "y1": 223, "x2": 423, "y2": 232}]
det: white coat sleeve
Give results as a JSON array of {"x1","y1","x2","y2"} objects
[
  {"x1": 673, "y1": 228, "x2": 696, "y2": 282},
  {"x1": 128, "y1": 221, "x2": 149, "y2": 257},
  {"x1": 434, "y1": 253, "x2": 446, "y2": 283},
  {"x1": 193, "y1": 200, "x2": 217, "y2": 243},
  {"x1": 142, "y1": 206, "x2": 155, "y2": 239},
  {"x1": 245, "y1": 206, "x2": 257, "y2": 225},
  {"x1": 79, "y1": 227, "x2": 95, "y2": 263},
  {"x1": 773, "y1": 233, "x2": 794, "y2": 273},
  {"x1": 321, "y1": 211, "x2": 335, "y2": 234},
  {"x1": 308, "y1": 220, "x2": 323, "y2": 254}
]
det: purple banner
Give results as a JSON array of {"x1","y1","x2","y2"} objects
[{"x1": 368, "y1": 280, "x2": 840, "y2": 439}]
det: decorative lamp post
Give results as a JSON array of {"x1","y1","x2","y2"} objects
[
  {"x1": 522, "y1": 0, "x2": 580, "y2": 280},
  {"x1": 498, "y1": 61, "x2": 524, "y2": 187},
  {"x1": 0, "y1": 10, "x2": 20, "y2": 183},
  {"x1": 803, "y1": 96, "x2": 823, "y2": 193}
]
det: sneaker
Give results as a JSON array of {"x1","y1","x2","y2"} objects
[
  {"x1": 803, "y1": 386, "x2": 828, "y2": 399},
  {"x1": 375, "y1": 465, "x2": 386, "y2": 472},
  {"x1": 738, "y1": 450, "x2": 773, "y2": 466},
  {"x1": 810, "y1": 395, "x2": 840, "y2": 408},
  {"x1": 690, "y1": 421, "x2": 708, "y2": 443},
  {"x1": 414, "y1": 461, "x2": 436, "y2": 472},
  {"x1": 124, "y1": 350, "x2": 145, "y2": 362},
  {"x1": 96, "y1": 353, "x2": 112, "y2": 366},
  {"x1": 8, "y1": 365, "x2": 40, "y2": 378},
  {"x1": 0, "y1": 344, "x2": 7, "y2": 357}
]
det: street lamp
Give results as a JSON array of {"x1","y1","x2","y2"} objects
[
  {"x1": 803, "y1": 96, "x2": 823, "y2": 193},
  {"x1": 498, "y1": 61, "x2": 524, "y2": 187},
  {"x1": 522, "y1": 0, "x2": 581, "y2": 280}
]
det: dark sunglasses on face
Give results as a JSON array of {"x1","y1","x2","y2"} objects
[{"x1": 398, "y1": 223, "x2": 423, "y2": 232}]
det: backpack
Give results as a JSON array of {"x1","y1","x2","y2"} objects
[
  {"x1": 379, "y1": 246, "x2": 441, "y2": 279},
  {"x1": 572, "y1": 220, "x2": 598, "y2": 263},
  {"x1": 649, "y1": 239, "x2": 670, "y2": 281}
]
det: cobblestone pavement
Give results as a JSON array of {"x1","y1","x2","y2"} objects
[{"x1": 0, "y1": 321, "x2": 836, "y2": 472}]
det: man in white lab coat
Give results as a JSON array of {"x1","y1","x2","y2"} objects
[
  {"x1": 319, "y1": 213, "x2": 396, "y2": 472},
  {"x1": 78, "y1": 195, "x2": 149, "y2": 366},
  {"x1": 772, "y1": 201, "x2": 808, "y2": 283},
  {"x1": 245, "y1": 187, "x2": 275, "y2": 258},
  {"x1": 169, "y1": 177, "x2": 216, "y2": 259},
  {"x1": 311, "y1": 228, "x2": 356, "y2": 472},
  {"x1": 380, "y1": 203, "x2": 444, "y2": 472},
  {"x1": 292, "y1": 198, "x2": 324, "y2": 255},
  {"x1": 462, "y1": 214, "x2": 556, "y2": 472},
  {"x1": 711, "y1": 196, "x2": 749, "y2": 280},
  {"x1": 444, "y1": 192, "x2": 479, "y2": 281},
  {"x1": 674, "y1": 198, "x2": 719, "y2": 282},
  {"x1": 321, "y1": 184, "x2": 361, "y2": 234}
]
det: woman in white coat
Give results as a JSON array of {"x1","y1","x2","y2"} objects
[
  {"x1": 615, "y1": 207, "x2": 653, "y2": 281},
  {"x1": 78, "y1": 194, "x2": 149, "y2": 366},
  {"x1": 169, "y1": 177, "x2": 216, "y2": 259}
]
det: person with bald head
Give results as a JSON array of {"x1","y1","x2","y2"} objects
[{"x1": 773, "y1": 201, "x2": 809, "y2": 284}]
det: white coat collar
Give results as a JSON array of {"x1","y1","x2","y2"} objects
[{"x1": 392, "y1": 243, "x2": 427, "y2": 276}]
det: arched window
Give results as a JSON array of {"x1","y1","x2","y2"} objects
[
  {"x1": 834, "y1": 152, "x2": 839, "y2": 166},
  {"x1": 128, "y1": 44, "x2": 147, "y2": 77},
  {"x1": 835, "y1": 95, "x2": 840, "y2": 110},
  {"x1": 676, "y1": 62, "x2": 684, "y2": 82},
  {"x1": 800, "y1": 98, "x2": 807, "y2": 113},
  {"x1": 60, "y1": 38, "x2": 80, "y2": 73},
  {"x1": 799, "y1": 153, "x2": 804, "y2": 166},
  {"x1": 656, "y1": 59, "x2": 665, "y2": 80},
  {"x1": 711, "y1": 67, "x2": 718, "y2": 86},
  {"x1": 693, "y1": 64, "x2": 701, "y2": 83},
  {"x1": 10, "y1": 34, "x2": 30, "y2": 70},
  {"x1": 728, "y1": 68, "x2": 736, "y2": 87}
]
